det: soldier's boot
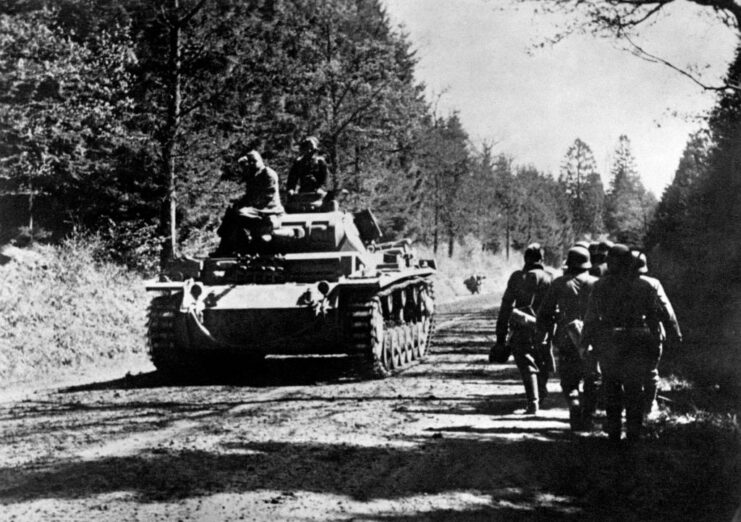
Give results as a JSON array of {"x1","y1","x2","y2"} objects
[
  {"x1": 524, "y1": 374, "x2": 540, "y2": 415},
  {"x1": 537, "y1": 371, "x2": 550, "y2": 406},
  {"x1": 581, "y1": 389, "x2": 597, "y2": 431},
  {"x1": 626, "y1": 402, "x2": 644, "y2": 443},
  {"x1": 567, "y1": 391, "x2": 583, "y2": 431},
  {"x1": 605, "y1": 404, "x2": 622, "y2": 442},
  {"x1": 643, "y1": 373, "x2": 660, "y2": 421}
]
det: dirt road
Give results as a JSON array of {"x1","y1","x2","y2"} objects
[{"x1": 0, "y1": 296, "x2": 735, "y2": 521}]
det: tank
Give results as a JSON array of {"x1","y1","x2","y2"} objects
[{"x1": 146, "y1": 200, "x2": 436, "y2": 379}]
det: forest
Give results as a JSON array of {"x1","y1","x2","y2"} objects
[{"x1": 1, "y1": 0, "x2": 740, "y2": 386}]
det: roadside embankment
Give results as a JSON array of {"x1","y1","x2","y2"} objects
[{"x1": 0, "y1": 237, "x2": 150, "y2": 388}]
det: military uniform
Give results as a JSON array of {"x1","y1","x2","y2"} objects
[
  {"x1": 537, "y1": 250, "x2": 597, "y2": 430},
  {"x1": 287, "y1": 153, "x2": 329, "y2": 193},
  {"x1": 582, "y1": 245, "x2": 681, "y2": 441},
  {"x1": 496, "y1": 248, "x2": 552, "y2": 413},
  {"x1": 216, "y1": 161, "x2": 284, "y2": 255}
]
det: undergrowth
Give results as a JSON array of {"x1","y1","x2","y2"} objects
[{"x1": 0, "y1": 234, "x2": 150, "y2": 384}]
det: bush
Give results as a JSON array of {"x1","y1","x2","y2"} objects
[{"x1": 0, "y1": 235, "x2": 149, "y2": 383}]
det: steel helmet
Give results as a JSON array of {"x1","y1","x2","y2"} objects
[
  {"x1": 632, "y1": 250, "x2": 648, "y2": 274},
  {"x1": 566, "y1": 245, "x2": 591, "y2": 271},
  {"x1": 607, "y1": 244, "x2": 632, "y2": 274},
  {"x1": 524, "y1": 242, "x2": 543, "y2": 263}
]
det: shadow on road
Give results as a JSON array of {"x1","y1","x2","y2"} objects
[{"x1": 0, "y1": 433, "x2": 733, "y2": 521}]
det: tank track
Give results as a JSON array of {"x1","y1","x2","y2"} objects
[
  {"x1": 147, "y1": 293, "x2": 191, "y2": 376},
  {"x1": 148, "y1": 293, "x2": 267, "y2": 380},
  {"x1": 346, "y1": 279, "x2": 435, "y2": 379}
]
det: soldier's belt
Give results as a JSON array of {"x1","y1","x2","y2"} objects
[{"x1": 609, "y1": 326, "x2": 651, "y2": 335}]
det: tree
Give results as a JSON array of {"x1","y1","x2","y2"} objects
[
  {"x1": 559, "y1": 138, "x2": 605, "y2": 237},
  {"x1": 646, "y1": 129, "x2": 711, "y2": 253},
  {"x1": 604, "y1": 135, "x2": 656, "y2": 245},
  {"x1": 511, "y1": 165, "x2": 572, "y2": 264},
  {"x1": 0, "y1": 9, "x2": 141, "y2": 234},
  {"x1": 413, "y1": 113, "x2": 471, "y2": 256}
]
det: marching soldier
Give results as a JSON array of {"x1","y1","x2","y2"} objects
[
  {"x1": 631, "y1": 250, "x2": 670, "y2": 419},
  {"x1": 537, "y1": 244, "x2": 598, "y2": 431},
  {"x1": 494, "y1": 243, "x2": 553, "y2": 414},
  {"x1": 581, "y1": 244, "x2": 682, "y2": 442}
]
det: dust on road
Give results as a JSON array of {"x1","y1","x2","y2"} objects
[{"x1": 0, "y1": 297, "x2": 733, "y2": 521}]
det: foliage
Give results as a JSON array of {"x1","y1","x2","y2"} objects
[
  {"x1": 558, "y1": 138, "x2": 605, "y2": 238},
  {"x1": 0, "y1": 8, "x2": 151, "y2": 232},
  {"x1": 0, "y1": 234, "x2": 149, "y2": 383},
  {"x1": 604, "y1": 135, "x2": 657, "y2": 246},
  {"x1": 0, "y1": 0, "x2": 596, "y2": 268}
]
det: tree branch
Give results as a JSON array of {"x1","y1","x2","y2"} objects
[{"x1": 623, "y1": 34, "x2": 736, "y2": 91}]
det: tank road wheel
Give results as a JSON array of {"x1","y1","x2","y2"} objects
[
  {"x1": 350, "y1": 298, "x2": 391, "y2": 379},
  {"x1": 383, "y1": 330, "x2": 395, "y2": 370},
  {"x1": 418, "y1": 317, "x2": 431, "y2": 357},
  {"x1": 411, "y1": 321, "x2": 422, "y2": 359},
  {"x1": 397, "y1": 325, "x2": 408, "y2": 364},
  {"x1": 391, "y1": 328, "x2": 403, "y2": 369},
  {"x1": 402, "y1": 323, "x2": 414, "y2": 363}
]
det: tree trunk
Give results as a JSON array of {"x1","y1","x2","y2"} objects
[
  {"x1": 433, "y1": 203, "x2": 439, "y2": 254},
  {"x1": 160, "y1": 0, "x2": 182, "y2": 268},
  {"x1": 505, "y1": 210, "x2": 510, "y2": 260}
]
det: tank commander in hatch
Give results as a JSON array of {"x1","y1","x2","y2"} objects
[
  {"x1": 286, "y1": 136, "x2": 329, "y2": 195},
  {"x1": 213, "y1": 150, "x2": 284, "y2": 256}
]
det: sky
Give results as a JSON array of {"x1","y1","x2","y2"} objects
[{"x1": 383, "y1": 0, "x2": 738, "y2": 196}]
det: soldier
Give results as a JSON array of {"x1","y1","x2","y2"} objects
[
  {"x1": 494, "y1": 243, "x2": 553, "y2": 414},
  {"x1": 214, "y1": 151, "x2": 284, "y2": 255},
  {"x1": 286, "y1": 136, "x2": 329, "y2": 195},
  {"x1": 581, "y1": 244, "x2": 682, "y2": 443},
  {"x1": 536, "y1": 244, "x2": 597, "y2": 431},
  {"x1": 631, "y1": 250, "x2": 668, "y2": 419},
  {"x1": 589, "y1": 240, "x2": 613, "y2": 278}
]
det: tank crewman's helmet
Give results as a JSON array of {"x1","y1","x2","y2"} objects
[
  {"x1": 566, "y1": 245, "x2": 592, "y2": 271},
  {"x1": 301, "y1": 136, "x2": 319, "y2": 152},
  {"x1": 524, "y1": 242, "x2": 544, "y2": 264}
]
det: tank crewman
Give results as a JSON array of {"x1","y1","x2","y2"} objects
[
  {"x1": 581, "y1": 244, "x2": 682, "y2": 443},
  {"x1": 536, "y1": 244, "x2": 598, "y2": 431},
  {"x1": 214, "y1": 150, "x2": 285, "y2": 255},
  {"x1": 495, "y1": 243, "x2": 553, "y2": 414},
  {"x1": 286, "y1": 136, "x2": 329, "y2": 195},
  {"x1": 588, "y1": 240, "x2": 613, "y2": 278}
]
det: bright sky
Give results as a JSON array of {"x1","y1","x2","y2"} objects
[{"x1": 383, "y1": 0, "x2": 738, "y2": 196}]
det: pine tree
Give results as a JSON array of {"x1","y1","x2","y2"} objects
[
  {"x1": 559, "y1": 138, "x2": 604, "y2": 237},
  {"x1": 646, "y1": 130, "x2": 711, "y2": 253},
  {"x1": 604, "y1": 135, "x2": 656, "y2": 245}
]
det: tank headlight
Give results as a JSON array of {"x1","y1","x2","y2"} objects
[
  {"x1": 190, "y1": 283, "x2": 204, "y2": 299},
  {"x1": 317, "y1": 280, "x2": 330, "y2": 295}
]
